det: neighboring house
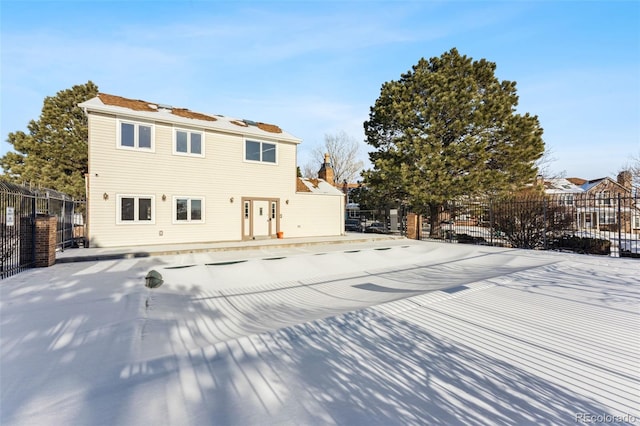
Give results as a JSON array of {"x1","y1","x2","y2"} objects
[
  {"x1": 79, "y1": 93, "x2": 344, "y2": 248},
  {"x1": 342, "y1": 183, "x2": 362, "y2": 219},
  {"x1": 541, "y1": 172, "x2": 639, "y2": 234}
]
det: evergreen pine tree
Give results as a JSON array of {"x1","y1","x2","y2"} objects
[
  {"x1": 1, "y1": 81, "x2": 99, "y2": 199},
  {"x1": 363, "y1": 49, "x2": 544, "y2": 237}
]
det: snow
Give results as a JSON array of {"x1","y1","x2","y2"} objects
[{"x1": 1, "y1": 239, "x2": 639, "y2": 425}]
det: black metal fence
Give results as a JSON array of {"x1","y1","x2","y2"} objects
[
  {"x1": 1, "y1": 182, "x2": 36, "y2": 278},
  {"x1": 1, "y1": 181, "x2": 85, "y2": 279},
  {"x1": 418, "y1": 194, "x2": 640, "y2": 258}
]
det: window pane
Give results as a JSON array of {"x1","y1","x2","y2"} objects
[
  {"x1": 262, "y1": 143, "x2": 276, "y2": 163},
  {"x1": 176, "y1": 199, "x2": 188, "y2": 221},
  {"x1": 176, "y1": 131, "x2": 188, "y2": 153},
  {"x1": 191, "y1": 199, "x2": 202, "y2": 221},
  {"x1": 121, "y1": 123, "x2": 135, "y2": 147},
  {"x1": 121, "y1": 197, "x2": 134, "y2": 221},
  {"x1": 191, "y1": 133, "x2": 202, "y2": 154},
  {"x1": 246, "y1": 141, "x2": 261, "y2": 161},
  {"x1": 139, "y1": 126, "x2": 151, "y2": 148},
  {"x1": 139, "y1": 198, "x2": 152, "y2": 221}
]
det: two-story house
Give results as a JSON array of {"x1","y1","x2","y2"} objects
[
  {"x1": 542, "y1": 172, "x2": 638, "y2": 234},
  {"x1": 79, "y1": 93, "x2": 344, "y2": 248}
]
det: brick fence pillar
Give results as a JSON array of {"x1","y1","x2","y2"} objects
[
  {"x1": 406, "y1": 213, "x2": 422, "y2": 240},
  {"x1": 35, "y1": 215, "x2": 57, "y2": 267}
]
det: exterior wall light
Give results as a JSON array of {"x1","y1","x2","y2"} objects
[
  {"x1": 230, "y1": 197, "x2": 234, "y2": 203},
  {"x1": 285, "y1": 199, "x2": 289, "y2": 205},
  {"x1": 103, "y1": 192, "x2": 109, "y2": 201},
  {"x1": 162, "y1": 194, "x2": 167, "y2": 201}
]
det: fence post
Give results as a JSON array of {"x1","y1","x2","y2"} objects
[
  {"x1": 543, "y1": 197, "x2": 548, "y2": 250},
  {"x1": 618, "y1": 193, "x2": 622, "y2": 256},
  {"x1": 35, "y1": 215, "x2": 57, "y2": 267},
  {"x1": 489, "y1": 199, "x2": 494, "y2": 246}
]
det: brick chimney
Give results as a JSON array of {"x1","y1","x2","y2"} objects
[
  {"x1": 617, "y1": 170, "x2": 632, "y2": 189},
  {"x1": 318, "y1": 153, "x2": 335, "y2": 186}
]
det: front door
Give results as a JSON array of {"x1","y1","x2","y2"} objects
[
  {"x1": 252, "y1": 200, "x2": 270, "y2": 238},
  {"x1": 242, "y1": 198, "x2": 279, "y2": 240}
]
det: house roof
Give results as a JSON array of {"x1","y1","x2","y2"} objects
[
  {"x1": 542, "y1": 178, "x2": 584, "y2": 194},
  {"x1": 566, "y1": 177, "x2": 587, "y2": 186},
  {"x1": 79, "y1": 93, "x2": 302, "y2": 144},
  {"x1": 580, "y1": 177, "x2": 631, "y2": 193},
  {"x1": 296, "y1": 178, "x2": 344, "y2": 196},
  {"x1": 542, "y1": 176, "x2": 632, "y2": 195}
]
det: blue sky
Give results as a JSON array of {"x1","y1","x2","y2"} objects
[{"x1": 1, "y1": 0, "x2": 639, "y2": 179}]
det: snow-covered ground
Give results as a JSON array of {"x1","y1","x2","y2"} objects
[{"x1": 1, "y1": 239, "x2": 638, "y2": 425}]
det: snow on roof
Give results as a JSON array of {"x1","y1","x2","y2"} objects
[
  {"x1": 542, "y1": 178, "x2": 584, "y2": 194},
  {"x1": 79, "y1": 93, "x2": 302, "y2": 144},
  {"x1": 296, "y1": 177, "x2": 344, "y2": 195}
]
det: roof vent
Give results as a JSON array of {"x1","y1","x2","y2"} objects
[
  {"x1": 243, "y1": 119, "x2": 257, "y2": 126},
  {"x1": 157, "y1": 103, "x2": 173, "y2": 111}
]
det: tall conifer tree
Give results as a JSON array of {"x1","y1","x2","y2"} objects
[
  {"x1": 1, "y1": 81, "x2": 99, "y2": 199},
  {"x1": 363, "y1": 49, "x2": 544, "y2": 237}
]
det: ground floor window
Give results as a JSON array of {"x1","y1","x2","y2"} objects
[
  {"x1": 598, "y1": 211, "x2": 616, "y2": 224},
  {"x1": 174, "y1": 196, "x2": 204, "y2": 223},
  {"x1": 117, "y1": 195, "x2": 154, "y2": 223}
]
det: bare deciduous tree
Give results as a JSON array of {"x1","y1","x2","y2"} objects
[
  {"x1": 305, "y1": 131, "x2": 364, "y2": 183},
  {"x1": 300, "y1": 163, "x2": 317, "y2": 179},
  {"x1": 619, "y1": 151, "x2": 640, "y2": 193},
  {"x1": 536, "y1": 148, "x2": 564, "y2": 178}
]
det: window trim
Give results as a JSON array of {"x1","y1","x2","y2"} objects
[
  {"x1": 172, "y1": 196, "x2": 205, "y2": 224},
  {"x1": 116, "y1": 194, "x2": 155, "y2": 224},
  {"x1": 173, "y1": 127, "x2": 205, "y2": 157},
  {"x1": 244, "y1": 139, "x2": 278, "y2": 164},
  {"x1": 116, "y1": 119, "x2": 155, "y2": 152}
]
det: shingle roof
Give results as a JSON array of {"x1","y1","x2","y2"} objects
[{"x1": 81, "y1": 93, "x2": 297, "y2": 142}]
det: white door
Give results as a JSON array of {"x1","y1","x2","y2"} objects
[{"x1": 252, "y1": 200, "x2": 270, "y2": 237}]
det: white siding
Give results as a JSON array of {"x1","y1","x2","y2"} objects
[
  {"x1": 281, "y1": 193, "x2": 345, "y2": 238},
  {"x1": 87, "y1": 111, "x2": 340, "y2": 247}
]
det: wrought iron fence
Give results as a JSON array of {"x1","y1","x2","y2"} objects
[
  {"x1": 1, "y1": 181, "x2": 85, "y2": 279},
  {"x1": 418, "y1": 194, "x2": 640, "y2": 258},
  {"x1": 1, "y1": 181, "x2": 37, "y2": 278},
  {"x1": 32, "y1": 188, "x2": 86, "y2": 251}
]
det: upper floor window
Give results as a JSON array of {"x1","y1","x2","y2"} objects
[
  {"x1": 117, "y1": 195, "x2": 154, "y2": 224},
  {"x1": 559, "y1": 195, "x2": 574, "y2": 206},
  {"x1": 174, "y1": 196, "x2": 204, "y2": 223},
  {"x1": 245, "y1": 140, "x2": 276, "y2": 163},
  {"x1": 174, "y1": 128, "x2": 204, "y2": 157},
  {"x1": 596, "y1": 191, "x2": 612, "y2": 206},
  {"x1": 118, "y1": 120, "x2": 153, "y2": 151}
]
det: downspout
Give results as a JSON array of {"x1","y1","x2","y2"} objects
[{"x1": 341, "y1": 192, "x2": 346, "y2": 235}]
